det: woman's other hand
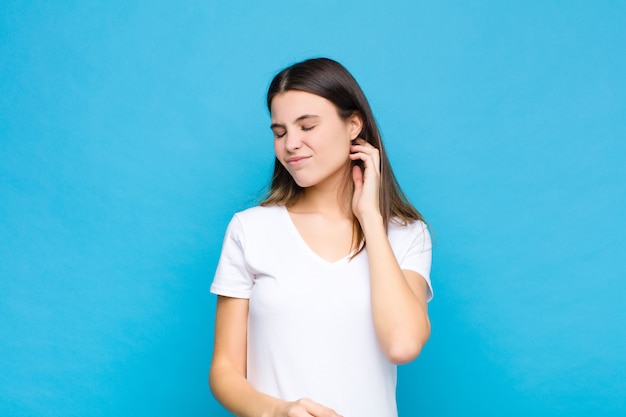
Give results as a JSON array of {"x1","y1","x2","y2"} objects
[{"x1": 280, "y1": 398, "x2": 343, "y2": 417}]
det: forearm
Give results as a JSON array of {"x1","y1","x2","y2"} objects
[
  {"x1": 209, "y1": 362, "x2": 285, "y2": 417},
  {"x1": 210, "y1": 296, "x2": 287, "y2": 417},
  {"x1": 361, "y1": 214, "x2": 431, "y2": 364}
]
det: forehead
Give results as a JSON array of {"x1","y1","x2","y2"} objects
[{"x1": 270, "y1": 90, "x2": 337, "y2": 122}]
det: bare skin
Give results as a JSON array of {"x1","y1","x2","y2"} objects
[{"x1": 209, "y1": 91, "x2": 430, "y2": 416}]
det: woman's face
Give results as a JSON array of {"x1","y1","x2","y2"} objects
[{"x1": 270, "y1": 90, "x2": 362, "y2": 190}]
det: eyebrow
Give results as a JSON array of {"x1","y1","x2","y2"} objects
[{"x1": 270, "y1": 114, "x2": 320, "y2": 130}]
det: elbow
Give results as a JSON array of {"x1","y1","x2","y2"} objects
[
  {"x1": 385, "y1": 340, "x2": 425, "y2": 364},
  {"x1": 208, "y1": 361, "x2": 224, "y2": 398},
  {"x1": 208, "y1": 364, "x2": 217, "y2": 394},
  {"x1": 384, "y1": 322, "x2": 431, "y2": 365}
]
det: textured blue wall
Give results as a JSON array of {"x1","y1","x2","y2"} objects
[{"x1": 1, "y1": 1, "x2": 624, "y2": 416}]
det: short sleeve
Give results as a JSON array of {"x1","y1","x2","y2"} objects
[
  {"x1": 210, "y1": 215, "x2": 254, "y2": 298},
  {"x1": 399, "y1": 221, "x2": 433, "y2": 302}
]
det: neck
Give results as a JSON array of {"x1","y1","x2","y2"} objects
[{"x1": 293, "y1": 167, "x2": 353, "y2": 218}]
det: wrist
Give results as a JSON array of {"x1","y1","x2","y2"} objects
[
  {"x1": 357, "y1": 211, "x2": 384, "y2": 231},
  {"x1": 267, "y1": 399, "x2": 288, "y2": 417}
]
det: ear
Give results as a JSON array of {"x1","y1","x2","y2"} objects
[{"x1": 347, "y1": 112, "x2": 363, "y2": 140}]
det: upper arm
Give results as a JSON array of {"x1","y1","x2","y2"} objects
[
  {"x1": 402, "y1": 269, "x2": 431, "y2": 345},
  {"x1": 211, "y1": 295, "x2": 249, "y2": 377}
]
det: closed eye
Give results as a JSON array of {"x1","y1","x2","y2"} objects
[{"x1": 302, "y1": 125, "x2": 316, "y2": 132}]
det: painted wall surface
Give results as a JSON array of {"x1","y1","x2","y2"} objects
[{"x1": 1, "y1": 1, "x2": 624, "y2": 416}]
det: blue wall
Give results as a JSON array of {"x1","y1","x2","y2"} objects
[{"x1": 1, "y1": 1, "x2": 624, "y2": 416}]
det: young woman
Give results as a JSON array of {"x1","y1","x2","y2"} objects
[{"x1": 209, "y1": 58, "x2": 433, "y2": 417}]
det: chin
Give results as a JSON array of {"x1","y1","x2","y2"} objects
[
  {"x1": 289, "y1": 173, "x2": 317, "y2": 188},
  {"x1": 292, "y1": 178, "x2": 314, "y2": 188}
]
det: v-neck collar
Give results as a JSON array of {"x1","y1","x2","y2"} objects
[{"x1": 280, "y1": 205, "x2": 356, "y2": 267}]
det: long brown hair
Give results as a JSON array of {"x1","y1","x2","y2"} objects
[{"x1": 261, "y1": 58, "x2": 424, "y2": 255}]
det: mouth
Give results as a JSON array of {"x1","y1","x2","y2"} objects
[{"x1": 286, "y1": 156, "x2": 311, "y2": 166}]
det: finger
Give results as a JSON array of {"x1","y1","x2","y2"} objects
[
  {"x1": 349, "y1": 147, "x2": 377, "y2": 161},
  {"x1": 349, "y1": 151, "x2": 380, "y2": 176},
  {"x1": 350, "y1": 144, "x2": 376, "y2": 154},
  {"x1": 350, "y1": 138, "x2": 374, "y2": 150},
  {"x1": 352, "y1": 164, "x2": 363, "y2": 190},
  {"x1": 350, "y1": 145, "x2": 380, "y2": 171},
  {"x1": 300, "y1": 398, "x2": 341, "y2": 417},
  {"x1": 288, "y1": 399, "x2": 316, "y2": 417}
]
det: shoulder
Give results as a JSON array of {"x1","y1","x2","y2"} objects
[
  {"x1": 387, "y1": 218, "x2": 432, "y2": 252},
  {"x1": 233, "y1": 204, "x2": 285, "y2": 224},
  {"x1": 219, "y1": 205, "x2": 287, "y2": 253},
  {"x1": 388, "y1": 218, "x2": 429, "y2": 239},
  {"x1": 228, "y1": 204, "x2": 286, "y2": 238}
]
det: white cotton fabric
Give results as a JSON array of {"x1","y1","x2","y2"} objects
[{"x1": 211, "y1": 205, "x2": 432, "y2": 417}]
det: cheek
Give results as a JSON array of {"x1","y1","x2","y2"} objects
[
  {"x1": 274, "y1": 140, "x2": 284, "y2": 158},
  {"x1": 328, "y1": 136, "x2": 352, "y2": 158},
  {"x1": 320, "y1": 143, "x2": 351, "y2": 171},
  {"x1": 318, "y1": 126, "x2": 352, "y2": 154}
]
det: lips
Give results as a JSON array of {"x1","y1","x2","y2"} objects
[{"x1": 285, "y1": 156, "x2": 311, "y2": 166}]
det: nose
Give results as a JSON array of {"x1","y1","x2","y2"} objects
[{"x1": 284, "y1": 131, "x2": 302, "y2": 152}]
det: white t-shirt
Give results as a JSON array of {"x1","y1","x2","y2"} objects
[{"x1": 211, "y1": 205, "x2": 433, "y2": 417}]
